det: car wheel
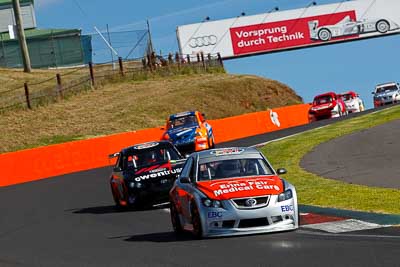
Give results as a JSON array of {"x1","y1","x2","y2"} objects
[
  {"x1": 191, "y1": 204, "x2": 203, "y2": 239},
  {"x1": 111, "y1": 184, "x2": 122, "y2": 207},
  {"x1": 318, "y1": 28, "x2": 332, "y2": 41},
  {"x1": 170, "y1": 202, "x2": 184, "y2": 235},
  {"x1": 376, "y1": 20, "x2": 390, "y2": 33}
]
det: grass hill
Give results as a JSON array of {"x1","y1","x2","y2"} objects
[{"x1": 1, "y1": 71, "x2": 302, "y2": 153}]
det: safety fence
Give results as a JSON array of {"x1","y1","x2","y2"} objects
[
  {"x1": 0, "y1": 103, "x2": 311, "y2": 187},
  {"x1": 0, "y1": 52, "x2": 224, "y2": 112}
]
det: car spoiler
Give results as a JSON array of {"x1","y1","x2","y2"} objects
[{"x1": 108, "y1": 152, "x2": 120, "y2": 159}]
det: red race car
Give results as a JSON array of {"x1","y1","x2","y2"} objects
[{"x1": 309, "y1": 92, "x2": 347, "y2": 121}]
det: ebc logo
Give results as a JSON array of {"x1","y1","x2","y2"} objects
[
  {"x1": 281, "y1": 205, "x2": 294, "y2": 212},
  {"x1": 207, "y1": 211, "x2": 223, "y2": 219}
]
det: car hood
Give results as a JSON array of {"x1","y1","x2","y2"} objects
[
  {"x1": 166, "y1": 126, "x2": 197, "y2": 141},
  {"x1": 311, "y1": 103, "x2": 334, "y2": 111},
  {"x1": 196, "y1": 176, "x2": 284, "y2": 200}
]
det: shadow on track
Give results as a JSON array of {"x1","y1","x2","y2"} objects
[
  {"x1": 122, "y1": 231, "x2": 193, "y2": 243},
  {"x1": 70, "y1": 203, "x2": 170, "y2": 215}
]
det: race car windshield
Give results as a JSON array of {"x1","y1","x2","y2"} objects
[
  {"x1": 341, "y1": 94, "x2": 353, "y2": 101},
  {"x1": 376, "y1": 85, "x2": 398, "y2": 93},
  {"x1": 197, "y1": 158, "x2": 274, "y2": 181},
  {"x1": 169, "y1": 115, "x2": 198, "y2": 128},
  {"x1": 124, "y1": 147, "x2": 181, "y2": 169},
  {"x1": 314, "y1": 95, "x2": 333, "y2": 105}
]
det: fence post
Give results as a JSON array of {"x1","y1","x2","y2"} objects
[
  {"x1": 175, "y1": 52, "x2": 181, "y2": 69},
  {"x1": 186, "y1": 54, "x2": 190, "y2": 64},
  {"x1": 200, "y1": 52, "x2": 206, "y2": 70},
  {"x1": 217, "y1": 53, "x2": 224, "y2": 68},
  {"x1": 197, "y1": 53, "x2": 201, "y2": 63},
  {"x1": 24, "y1": 82, "x2": 31, "y2": 109},
  {"x1": 168, "y1": 53, "x2": 173, "y2": 65},
  {"x1": 89, "y1": 62, "x2": 95, "y2": 87},
  {"x1": 147, "y1": 54, "x2": 153, "y2": 72},
  {"x1": 56, "y1": 73, "x2": 63, "y2": 99},
  {"x1": 118, "y1": 57, "x2": 124, "y2": 76},
  {"x1": 207, "y1": 53, "x2": 212, "y2": 68}
]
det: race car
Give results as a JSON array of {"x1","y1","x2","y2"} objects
[
  {"x1": 309, "y1": 15, "x2": 400, "y2": 42},
  {"x1": 109, "y1": 141, "x2": 186, "y2": 209},
  {"x1": 161, "y1": 111, "x2": 214, "y2": 155},
  {"x1": 169, "y1": 147, "x2": 299, "y2": 238},
  {"x1": 372, "y1": 82, "x2": 400, "y2": 108},
  {"x1": 339, "y1": 91, "x2": 365, "y2": 113},
  {"x1": 309, "y1": 92, "x2": 347, "y2": 121}
]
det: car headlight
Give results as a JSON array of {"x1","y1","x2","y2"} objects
[
  {"x1": 202, "y1": 198, "x2": 222, "y2": 208},
  {"x1": 278, "y1": 189, "x2": 293, "y2": 202}
]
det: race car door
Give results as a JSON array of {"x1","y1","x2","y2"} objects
[{"x1": 175, "y1": 157, "x2": 197, "y2": 226}]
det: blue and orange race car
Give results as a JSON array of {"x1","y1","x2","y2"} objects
[{"x1": 161, "y1": 111, "x2": 215, "y2": 155}]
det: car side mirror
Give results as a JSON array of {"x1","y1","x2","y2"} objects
[
  {"x1": 277, "y1": 168, "x2": 287, "y2": 175},
  {"x1": 113, "y1": 167, "x2": 122, "y2": 172},
  {"x1": 180, "y1": 177, "x2": 191, "y2": 184},
  {"x1": 371, "y1": 92, "x2": 375, "y2": 95}
]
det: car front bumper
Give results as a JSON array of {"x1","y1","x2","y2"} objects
[{"x1": 199, "y1": 196, "x2": 298, "y2": 237}]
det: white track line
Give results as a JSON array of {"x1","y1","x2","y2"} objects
[{"x1": 250, "y1": 126, "x2": 328, "y2": 148}]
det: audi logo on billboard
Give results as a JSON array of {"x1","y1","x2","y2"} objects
[{"x1": 189, "y1": 35, "x2": 218, "y2": 48}]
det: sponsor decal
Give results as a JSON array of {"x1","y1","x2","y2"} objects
[
  {"x1": 174, "y1": 111, "x2": 192, "y2": 118},
  {"x1": 281, "y1": 205, "x2": 294, "y2": 212},
  {"x1": 134, "y1": 168, "x2": 182, "y2": 182},
  {"x1": 269, "y1": 110, "x2": 281, "y2": 127},
  {"x1": 230, "y1": 11, "x2": 357, "y2": 56},
  {"x1": 211, "y1": 148, "x2": 244, "y2": 156},
  {"x1": 212, "y1": 179, "x2": 280, "y2": 197},
  {"x1": 134, "y1": 142, "x2": 159, "y2": 150},
  {"x1": 208, "y1": 211, "x2": 223, "y2": 219}
]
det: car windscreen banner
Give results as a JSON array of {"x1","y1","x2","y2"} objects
[{"x1": 177, "y1": 0, "x2": 400, "y2": 59}]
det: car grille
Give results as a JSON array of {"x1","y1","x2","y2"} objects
[
  {"x1": 238, "y1": 218, "x2": 269, "y2": 228},
  {"x1": 231, "y1": 196, "x2": 270, "y2": 209}
]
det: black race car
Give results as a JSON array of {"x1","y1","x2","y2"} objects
[{"x1": 109, "y1": 141, "x2": 185, "y2": 208}]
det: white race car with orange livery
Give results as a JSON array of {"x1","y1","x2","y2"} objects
[{"x1": 169, "y1": 147, "x2": 299, "y2": 238}]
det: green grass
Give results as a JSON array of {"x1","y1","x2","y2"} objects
[{"x1": 261, "y1": 106, "x2": 400, "y2": 214}]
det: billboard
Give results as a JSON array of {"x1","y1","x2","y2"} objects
[{"x1": 177, "y1": 0, "x2": 400, "y2": 59}]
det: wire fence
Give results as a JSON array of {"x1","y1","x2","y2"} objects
[
  {"x1": 0, "y1": 29, "x2": 151, "y2": 69},
  {"x1": 0, "y1": 52, "x2": 224, "y2": 113}
]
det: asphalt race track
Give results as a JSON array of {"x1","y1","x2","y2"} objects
[
  {"x1": 0, "y1": 105, "x2": 399, "y2": 267},
  {"x1": 301, "y1": 119, "x2": 400, "y2": 189}
]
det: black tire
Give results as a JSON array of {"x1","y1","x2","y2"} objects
[
  {"x1": 111, "y1": 184, "x2": 122, "y2": 207},
  {"x1": 191, "y1": 204, "x2": 203, "y2": 239},
  {"x1": 318, "y1": 28, "x2": 332, "y2": 41},
  {"x1": 376, "y1": 20, "x2": 390, "y2": 33},
  {"x1": 170, "y1": 202, "x2": 184, "y2": 235}
]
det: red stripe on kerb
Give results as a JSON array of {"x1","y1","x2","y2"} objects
[{"x1": 300, "y1": 213, "x2": 347, "y2": 225}]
